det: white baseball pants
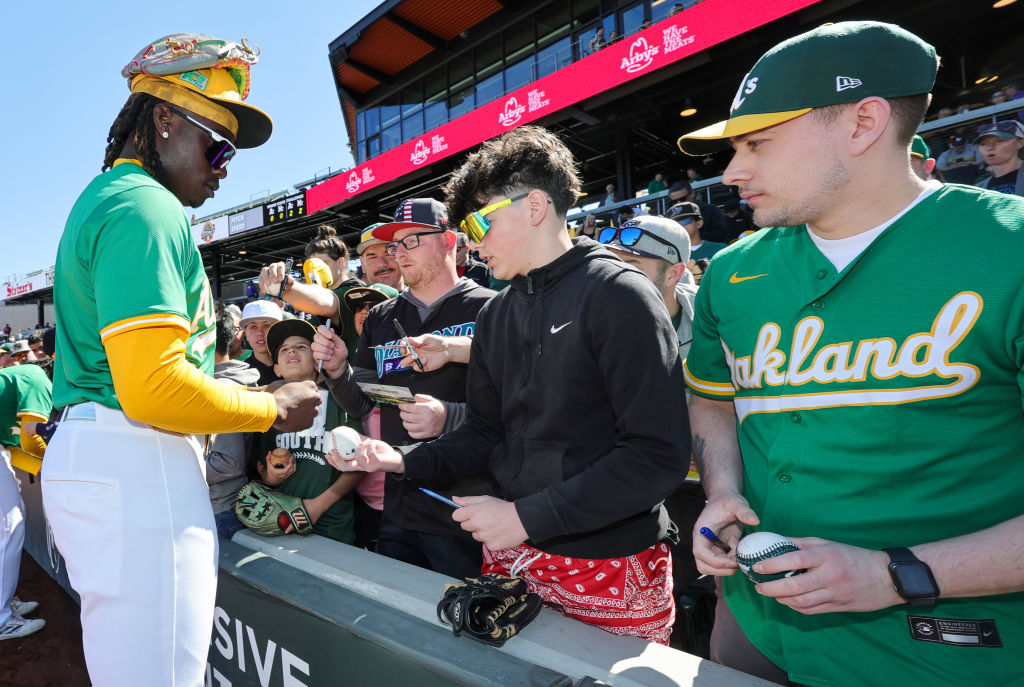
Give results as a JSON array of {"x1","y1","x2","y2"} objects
[
  {"x1": 0, "y1": 446, "x2": 25, "y2": 627},
  {"x1": 42, "y1": 403, "x2": 216, "y2": 687}
]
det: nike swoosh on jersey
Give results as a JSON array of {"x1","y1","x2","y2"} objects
[
  {"x1": 550, "y1": 321, "x2": 572, "y2": 334},
  {"x1": 729, "y1": 272, "x2": 769, "y2": 283}
]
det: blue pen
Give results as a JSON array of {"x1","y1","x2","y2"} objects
[
  {"x1": 419, "y1": 488, "x2": 461, "y2": 509},
  {"x1": 699, "y1": 527, "x2": 732, "y2": 553}
]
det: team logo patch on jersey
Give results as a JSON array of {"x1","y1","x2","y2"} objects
[{"x1": 908, "y1": 616, "x2": 1002, "y2": 648}]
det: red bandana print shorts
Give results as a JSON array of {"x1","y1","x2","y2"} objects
[{"x1": 482, "y1": 541, "x2": 675, "y2": 644}]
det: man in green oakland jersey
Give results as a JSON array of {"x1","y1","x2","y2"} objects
[{"x1": 678, "y1": 21, "x2": 1024, "y2": 687}]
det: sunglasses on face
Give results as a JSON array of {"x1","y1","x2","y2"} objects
[
  {"x1": 167, "y1": 106, "x2": 237, "y2": 169},
  {"x1": 976, "y1": 121, "x2": 1024, "y2": 138},
  {"x1": 385, "y1": 230, "x2": 446, "y2": 256},
  {"x1": 598, "y1": 226, "x2": 680, "y2": 260},
  {"x1": 459, "y1": 193, "x2": 529, "y2": 243}
]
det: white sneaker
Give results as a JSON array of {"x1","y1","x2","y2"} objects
[
  {"x1": 0, "y1": 614, "x2": 45, "y2": 640},
  {"x1": 10, "y1": 597, "x2": 39, "y2": 616}
]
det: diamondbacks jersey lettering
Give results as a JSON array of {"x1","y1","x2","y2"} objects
[
  {"x1": 685, "y1": 185, "x2": 1024, "y2": 685},
  {"x1": 372, "y1": 321, "x2": 476, "y2": 378},
  {"x1": 53, "y1": 163, "x2": 215, "y2": 410}
]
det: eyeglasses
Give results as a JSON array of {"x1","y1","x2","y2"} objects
[
  {"x1": 976, "y1": 121, "x2": 1024, "y2": 138},
  {"x1": 168, "y1": 106, "x2": 237, "y2": 169},
  {"x1": 385, "y1": 231, "x2": 446, "y2": 255},
  {"x1": 598, "y1": 226, "x2": 681, "y2": 261},
  {"x1": 459, "y1": 193, "x2": 529, "y2": 243}
]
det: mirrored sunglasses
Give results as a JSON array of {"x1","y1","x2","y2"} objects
[{"x1": 168, "y1": 106, "x2": 237, "y2": 169}]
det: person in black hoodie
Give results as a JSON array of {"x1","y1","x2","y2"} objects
[{"x1": 322, "y1": 126, "x2": 691, "y2": 644}]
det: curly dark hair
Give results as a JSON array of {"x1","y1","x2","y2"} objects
[
  {"x1": 444, "y1": 125, "x2": 581, "y2": 223},
  {"x1": 102, "y1": 93, "x2": 168, "y2": 184},
  {"x1": 214, "y1": 301, "x2": 239, "y2": 357},
  {"x1": 305, "y1": 224, "x2": 350, "y2": 262}
]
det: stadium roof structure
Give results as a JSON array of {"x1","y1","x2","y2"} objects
[
  {"x1": 328, "y1": 0, "x2": 506, "y2": 152},
  {"x1": 200, "y1": 0, "x2": 1023, "y2": 287}
]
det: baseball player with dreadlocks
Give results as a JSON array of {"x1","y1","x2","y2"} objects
[{"x1": 43, "y1": 34, "x2": 320, "y2": 686}]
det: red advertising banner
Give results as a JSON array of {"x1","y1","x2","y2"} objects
[
  {"x1": 308, "y1": 0, "x2": 819, "y2": 215},
  {"x1": 3, "y1": 270, "x2": 54, "y2": 301}
]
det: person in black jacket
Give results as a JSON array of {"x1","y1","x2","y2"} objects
[
  {"x1": 313, "y1": 198, "x2": 497, "y2": 579},
  {"x1": 322, "y1": 127, "x2": 691, "y2": 644},
  {"x1": 455, "y1": 231, "x2": 492, "y2": 288}
]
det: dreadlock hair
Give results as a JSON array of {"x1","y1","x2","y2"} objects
[
  {"x1": 305, "y1": 224, "x2": 350, "y2": 262},
  {"x1": 102, "y1": 93, "x2": 168, "y2": 184}
]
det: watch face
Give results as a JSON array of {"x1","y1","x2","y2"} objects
[{"x1": 892, "y1": 561, "x2": 938, "y2": 598}]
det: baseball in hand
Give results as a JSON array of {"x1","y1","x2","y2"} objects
[
  {"x1": 271, "y1": 447, "x2": 293, "y2": 470},
  {"x1": 323, "y1": 426, "x2": 361, "y2": 460},
  {"x1": 736, "y1": 532, "x2": 806, "y2": 583}
]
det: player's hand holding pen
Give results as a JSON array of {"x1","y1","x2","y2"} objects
[{"x1": 311, "y1": 325, "x2": 350, "y2": 378}]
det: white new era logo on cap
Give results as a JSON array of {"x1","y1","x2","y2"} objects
[{"x1": 836, "y1": 76, "x2": 862, "y2": 92}]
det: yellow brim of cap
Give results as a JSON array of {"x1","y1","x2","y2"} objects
[
  {"x1": 677, "y1": 108, "x2": 813, "y2": 156},
  {"x1": 131, "y1": 72, "x2": 273, "y2": 149}
]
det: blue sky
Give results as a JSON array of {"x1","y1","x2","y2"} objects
[{"x1": 1, "y1": 0, "x2": 380, "y2": 281}]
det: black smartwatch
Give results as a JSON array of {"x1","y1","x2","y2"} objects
[{"x1": 884, "y1": 547, "x2": 939, "y2": 606}]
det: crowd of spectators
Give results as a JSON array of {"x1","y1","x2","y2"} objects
[
  {"x1": 182, "y1": 76, "x2": 1024, "y2": 659},
  {"x1": 7, "y1": 16, "x2": 1022, "y2": 682}
]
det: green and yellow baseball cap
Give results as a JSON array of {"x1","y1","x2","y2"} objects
[
  {"x1": 356, "y1": 222, "x2": 388, "y2": 255},
  {"x1": 678, "y1": 21, "x2": 938, "y2": 155},
  {"x1": 910, "y1": 135, "x2": 931, "y2": 160}
]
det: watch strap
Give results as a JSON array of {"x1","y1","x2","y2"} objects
[
  {"x1": 884, "y1": 546, "x2": 918, "y2": 565},
  {"x1": 884, "y1": 547, "x2": 939, "y2": 606}
]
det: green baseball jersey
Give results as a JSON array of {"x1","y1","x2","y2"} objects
[
  {"x1": 53, "y1": 163, "x2": 216, "y2": 410},
  {"x1": 685, "y1": 185, "x2": 1024, "y2": 686},
  {"x1": 690, "y1": 240, "x2": 727, "y2": 261},
  {"x1": 259, "y1": 389, "x2": 355, "y2": 544},
  {"x1": 0, "y1": 365, "x2": 53, "y2": 447}
]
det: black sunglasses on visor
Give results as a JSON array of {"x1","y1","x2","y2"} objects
[{"x1": 167, "y1": 106, "x2": 237, "y2": 170}]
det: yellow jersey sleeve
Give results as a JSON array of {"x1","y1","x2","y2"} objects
[{"x1": 105, "y1": 325, "x2": 277, "y2": 435}]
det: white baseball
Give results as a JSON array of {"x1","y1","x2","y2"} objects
[
  {"x1": 736, "y1": 531, "x2": 802, "y2": 583},
  {"x1": 324, "y1": 426, "x2": 361, "y2": 460}
]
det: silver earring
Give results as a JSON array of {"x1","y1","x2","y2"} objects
[{"x1": 161, "y1": 130, "x2": 169, "y2": 139}]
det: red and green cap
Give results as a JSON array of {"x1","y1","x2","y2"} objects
[{"x1": 678, "y1": 21, "x2": 937, "y2": 155}]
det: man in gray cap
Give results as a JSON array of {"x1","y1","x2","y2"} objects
[{"x1": 597, "y1": 216, "x2": 696, "y2": 360}]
